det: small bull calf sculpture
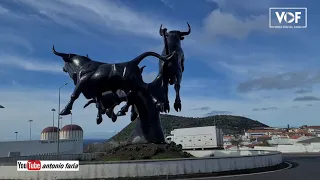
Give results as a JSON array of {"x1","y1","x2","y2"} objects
[
  {"x1": 52, "y1": 45, "x2": 175, "y2": 124},
  {"x1": 159, "y1": 22, "x2": 191, "y2": 112},
  {"x1": 83, "y1": 66, "x2": 146, "y2": 124}
]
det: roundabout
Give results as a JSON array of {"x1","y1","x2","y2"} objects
[
  {"x1": 0, "y1": 150, "x2": 282, "y2": 179},
  {"x1": 185, "y1": 154, "x2": 320, "y2": 180}
]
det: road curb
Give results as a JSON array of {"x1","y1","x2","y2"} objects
[{"x1": 173, "y1": 162, "x2": 292, "y2": 180}]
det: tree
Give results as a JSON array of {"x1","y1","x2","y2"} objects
[
  {"x1": 259, "y1": 140, "x2": 270, "y2": 146},
  {"x1": 231, "y1": 134, "x2": 243, "y2": 150}
]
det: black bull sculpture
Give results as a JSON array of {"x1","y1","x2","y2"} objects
[
  {"x1": 53, "y1": 46, "x2": 176, "y2": 143},
  {"x1": 159, "y1": 22, "x2": 191, "y2": 113},
  {"x1": 52, "y1": 23, "x2": 191, "y2": 144}
]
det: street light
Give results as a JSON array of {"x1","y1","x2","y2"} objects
[
  {"x1": 59, "y1": 116, "x2": 63, "y2": 127},
  {"x1": 51, "y1": 108, "x2": 56, "y2": 127},
  {"x1": 15, "y1": 132, "x2": 18, "y2": 141},
  {"x1": 57, "y1": 82, "x2": 68, "y2": 155},
  {"x1": 0, "y1": 105, "x2": 4, "y2": 108},
  {"x1": 28, "y1": 120, "x2": 33, "y2": 140}
]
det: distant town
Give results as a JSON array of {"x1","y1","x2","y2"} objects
[{"x1": 223, "y1": 125, "x2": 320, "y2": 152}]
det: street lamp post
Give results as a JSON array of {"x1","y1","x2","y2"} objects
[
  {"x1": 28, "y1": 120, "x2": 33, "y2": 140},
  {"x1": 15, "y1": 132, "x2": 18, "y2": 141},
  {"x1": 59, "y1": 116, "x2": 63, "y2": 127},
  {"x1": 57, "y1": 83, "x2": 68, "y2": 156},
  {"x1": 51, "y1": 108, "x2": 56, "y2": 127},
  {"x1": 70, "y1": 112, "x2": 73, "y2": 131}
]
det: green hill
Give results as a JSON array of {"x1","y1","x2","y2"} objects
[{"x1": 109, "y1": 114, "x2": 269, "y2": 142}]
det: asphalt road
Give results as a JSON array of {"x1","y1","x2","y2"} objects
[{"x1": 189, "y1": 154, "x2": 320, "y2": 180}]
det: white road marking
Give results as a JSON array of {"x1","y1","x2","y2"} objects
[{"x1": 175, "y1": 162, "x2": 292, "y2": 180}]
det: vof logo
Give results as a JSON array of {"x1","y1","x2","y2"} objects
[
  {"x1": 269, "y1": 7, "x2": 307, "y2": 29},
  {"x1": 275, "y1": 12, "x2": 301, "y2": 24}
]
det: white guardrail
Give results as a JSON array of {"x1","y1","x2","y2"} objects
[{"x1": 0, "y1": 150, "x2": 282, "y2": 180}]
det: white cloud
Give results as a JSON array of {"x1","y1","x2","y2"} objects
[
  {"x1": 203, "y1": 10, "x2": 270, "y2": 39},
  {"x1": 159, "y1": 0, "x2": 174, "y2": 9},
  {"x1": 11, "y1": 80, "x2": 18, "y2": 85},
  {"x1": 17, "y1": 0, "x2": 183, "y2": 39},
  {"x1": 0, "y1": 34, "x2": 34, "y2": 52},
  {"x1": 0, "y1": 5, "x2": 9, "y2": 14},
  {"x1": 211, "y1": 0, "x2": 276, "y2": 12},
  {"x1": 0, "y1": 54, "x2": 62, "y2": 73}
]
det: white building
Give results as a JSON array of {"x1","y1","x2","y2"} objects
[
  {"x1": 245, "y1": 129, "x2": 285, "y2": 138},
  {"x1": 166, "y1": 126, "x2": 223, "y2": 150},
  {"x1": 306, "y1": 126, "x2": 320, "y2": 135},
  {"x1": 0, "y1": 124, "x2": 83, "y2": 158}
]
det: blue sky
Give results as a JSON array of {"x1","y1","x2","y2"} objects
[{"x1": 0, "y1": 0, "x2": 319, "y2": 141}]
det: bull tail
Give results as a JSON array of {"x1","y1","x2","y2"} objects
[{"x1": 131, "y1": 51, "x2": 176, "y2": 65}]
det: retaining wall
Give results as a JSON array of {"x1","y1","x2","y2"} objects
[
  {"x1": 254, "y1": 143, "x2": 320, "y2": 153},
  {"x1": 0, "y1": 151, "x2": 282, "y2": 180}
]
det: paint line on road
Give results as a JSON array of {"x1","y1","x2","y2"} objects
[{"x1": 176, "y1": 162, "x2": 292, "y2": 180}]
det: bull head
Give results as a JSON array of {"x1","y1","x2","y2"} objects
[
  {"x1": 52, "y1": 45, "x2": 78, "y2": 82},
  {"x1": 159, "y1": 22, "x2": 191, "y2": 40}
]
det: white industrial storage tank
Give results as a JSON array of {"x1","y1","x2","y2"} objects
[
  {"x1": 40, "y1": 127, "x2": 59, "y2": 140},
  {"x1": 60, "y1": 124, "x2": 83, "y2": 140}
]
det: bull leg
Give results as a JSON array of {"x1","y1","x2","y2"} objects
[
  {"x1": 106, "y1": 105, "x2": 117, "y2": 122},
  {"x1": 60, "y1": 73, "x2": 93, "y2": 116},
  {"x1": 174, "y1": 72, "x2": 182, "y2": 112},
  {"x1": 130, "y1": 105, "x2": 138, "y2": 121},
  {"x1": 173, "y1": 83, "x2": 181, "y2": 112},
  {"x1": 95, "y1": 96, "x2": 103, "y2": 125},
  {"x1": 60, "y1": 82, "x2": 84, "y2": 116},
  {"x1": 107, "y1": 91, "x2": 127, "y2": 121},
  {"x1": 117, "y1": 91, "x2": 133, "y2": 116},
  {"x1": 163, "y1": 79, "x2": 170, "y2": 113}
]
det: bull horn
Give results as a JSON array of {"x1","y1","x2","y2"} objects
[
  {"x1": 159, "y1": 24, "x2": 164, "y2": 36},
  {"x1": 180, "y1": 22, "x2": 191, "y2": 36},
  {"x1": 52, "y1": 45, "x2": 69, "y2": 58},
  {"x1": 159, "y1": 24, "x2": 168, "y2": 36},
  {"x1": 140, "y1": 65, "x2": 146, "y2": 73}
]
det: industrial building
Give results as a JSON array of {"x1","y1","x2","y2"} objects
[
  {"x1": 166, "y1": 126, "x2": 224, "y2": 150},
  {"x1": 0, "y1": 124, "x2": 83, "y2": 157}
]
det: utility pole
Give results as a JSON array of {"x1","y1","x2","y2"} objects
[
  {"x1": 70, "y1": 112, "x2": 73, "y2": 131},
  {"x1": 15, "y1": 132, "x2": 18, "y2": 141},
  {"x1": 57, "y1": 82, "x2": 68, "y2": 155},
  {"x1": 28, "y1": 120, "x2": 33, "y2": 140}
]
